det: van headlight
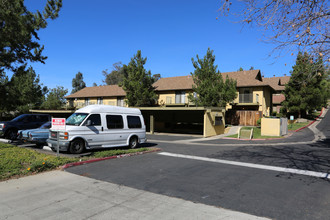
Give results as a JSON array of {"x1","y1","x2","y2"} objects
[{"x1": 60, "y1": 132, "x2": 69, "y2": 140}]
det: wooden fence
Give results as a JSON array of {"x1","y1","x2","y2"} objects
[{"x1": 226, "y1": 110, "x2": 262, "y2": 126}]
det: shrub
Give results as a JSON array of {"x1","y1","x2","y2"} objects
[{"x1": 257, "y1": 118, "x2": 261, "y2": 126}]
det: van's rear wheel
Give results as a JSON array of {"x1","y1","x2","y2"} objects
[
  {"x1": 129, "y1": 136, "x2": 138, "y2": 149},
  {"x1": 69, "y1": 139, "x2": 85, "y2": 154}
]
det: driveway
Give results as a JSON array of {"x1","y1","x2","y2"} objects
[{"x1": 66, "y1": 108, "x2": 330, "y2": 220}]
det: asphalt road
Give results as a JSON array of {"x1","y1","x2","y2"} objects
[{"x1": 66, "y1": 109, "x2": 330, "y2": 220}]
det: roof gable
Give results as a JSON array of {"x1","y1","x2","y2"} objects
[{"x1": 263, "y1": 76, "x2": 290, "y2": 91}]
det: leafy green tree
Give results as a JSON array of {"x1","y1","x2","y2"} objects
[
  {"x1": 6, "y1": 65, "x2": 47, "y2": 114},
  {"x1": 121, "y1": 50, "x2": 157, "y2": 107},
  {"x1": 282, "y1": 52, "x2": 327, "y2": 118},
  {"x1": 152, "y1": 73, "x2": 161, "y2": 82},
  {"x1": 103, "y1": 62, "x2": 161, "y2": 85},
  {"x1": 0, "y1": 0, "x2": 62, "y2": 71},
  {"x1": 0, "y1": 0, "x2": 62, "y2": 116},
  {"x1": 41, "y1": 86, "x2": 68, "y2": 110},
  {"x1": 238, "y1": 67, "x2": 244, "y2": 71},
  {"x1": 188, "y1": 48, "x2": 237, "y2": 107},
  {"x1": 102, "y1": 62, "x2": 127, "y2": 85},
  {"x1": 71, "y1": 72, "x2": 86, "y2": 94}
]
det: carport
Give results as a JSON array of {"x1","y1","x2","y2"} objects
[{"x1": 140, "y1": 107, "x2": 226, "y2": 137}]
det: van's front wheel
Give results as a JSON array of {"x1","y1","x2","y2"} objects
[
  {"x1": 129, "y1": 136, "x2": 138, "y2": 149},
  {"x1": 69, "y1": 139, "x2": 85, "y2": 154}
]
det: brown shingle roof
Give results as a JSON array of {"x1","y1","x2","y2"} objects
[
  {"x1": 66, "y1": 70, "x2": 276, "y2": 98},
  {"x1": 263, "y1": 76, "x2": 290, "y2": 91},
  {"x1": 153, "y1": 75, "x2": 194, "y2": 91},
  {"x1": 153, "y1": 70, "x2": 273, "y2": 91},
  {"x1": 273, "y1": 94, "x2": 286, "y2": 104},
  {"x1": 65, "y1": 85, "x2": 126, "y2": 98},
  {"x1": 221, "y1": 70, "x2": 270, "y2": 88}
]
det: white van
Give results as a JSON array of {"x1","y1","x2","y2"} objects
[{"x1": 47, "y1": 105, "x2": 146, "y2": 154}]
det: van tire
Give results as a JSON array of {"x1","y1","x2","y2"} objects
[
  {"x1": 129, "y1": 136, "x2": 138, "y2": 149},
  {"x1": 69, "y1": 139, "x2": 85, "y2": 154}
]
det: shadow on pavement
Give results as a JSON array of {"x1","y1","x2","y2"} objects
[{"x1": 208, "y1": 141, "x2": 330, "y2": 182}]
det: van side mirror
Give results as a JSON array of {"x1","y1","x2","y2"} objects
[{"x1": 85, "y1": 120, "x2": 92, "y2": 126}]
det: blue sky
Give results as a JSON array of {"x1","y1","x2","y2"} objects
[{"x1": 25, "y1": 0, "x2": 295, "y2": 93}]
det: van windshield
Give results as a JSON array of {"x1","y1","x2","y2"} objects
[{"x1": 66, "y1": 113, "x2": 88, "y2": 126}]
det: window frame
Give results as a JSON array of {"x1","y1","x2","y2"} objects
[
  {"x1": 127, "y1": 115, "x2": 142, "y2": 129},
  {"x1": 106, "y1": 115, "x2": 124, "y2": 129}
]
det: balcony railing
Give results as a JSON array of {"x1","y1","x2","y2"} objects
[{"x1": 239, "y1": 94, "x2": 253, "y2": 103}]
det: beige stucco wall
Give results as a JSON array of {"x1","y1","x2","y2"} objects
[
  {"x1": 261, "y1": 118, "x2": 280, "y2": 136},
  {"x1": 203, "y1": 111, "x2": 225, "y2": 137},
  {"x1": 158, "y1": 92, "x2": 176, "y2": 105},
  {"x1": 263, "y1": 87, "x2": 272, "y2": 116},
  {"x1": 157, "y1": 90, "x2": 192, "y2": 105},
  {"x1": 226, "y1": 87, "x2": 272, "y2": 116},
  {"x1": 67, "y1": 97, "x2": 125, "y2": 108},
  {"x1": 104, "y1": 98, "x2": 118, "y2": 106}
]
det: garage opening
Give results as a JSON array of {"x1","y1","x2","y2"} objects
[{"x1": 142, "y1": 110, "x2": 204, "y2": 135}]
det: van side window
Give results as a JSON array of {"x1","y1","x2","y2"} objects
[
  {"x1": 106, "y1": 115, "x2": 123, "y2": 129},
  {"x1": 84, "y1": 114, "x2": 101, "y2": 126},
  {"x1": 127, "y1": 116, "x2": 142, "y2": 128}
]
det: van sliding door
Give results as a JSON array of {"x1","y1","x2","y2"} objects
[{"x1": 104, "y1": 115, "x2": 125, "y2": 146}]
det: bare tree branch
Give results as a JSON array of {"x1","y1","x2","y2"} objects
[{"x1": 218, "y1": 0, "x2": 330, "y2": 62}]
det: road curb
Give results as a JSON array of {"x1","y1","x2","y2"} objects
[
  {"x1": 294, "y1": 108, "x2": 324, "y2": 132},
  {"x1": 61, "y1": 148, "x2": 161, "y2": 169}
]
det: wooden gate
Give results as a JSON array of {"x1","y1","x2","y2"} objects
[{"x1": 226, "y1": 110, "x2": 262, "y2": 126}]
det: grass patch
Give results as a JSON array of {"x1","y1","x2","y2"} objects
[
  {"x1": 89, "y1": 147, "x2": 150, "y2": 158},
  {"x1": 0, "y1": 143, "x2": 153, "y2": 181},
  {"x1": 288, "y1": 122, "x2": 310, "y2": 131},
  {"x1": 226, "y1": 127, "x2": 283, "y2": 139}
]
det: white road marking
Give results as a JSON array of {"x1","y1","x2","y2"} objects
[{"x1": 158, "y1": 152, "x2": 330, "y2": 179}]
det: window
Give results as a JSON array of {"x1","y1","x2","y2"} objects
[
  {"x1": 175, "y1": 91, "x2": 186, "y2": 104},
  {"x1": 34, "y1": 115, "x2": 49, "y2": 122},
  {"x1": 117, "y1": 97, "x2": 125, "y2": 107},
  {"x1": 127, "y1": 116, "x2": 142, "y2": 128},
  {"x1": 85, "y1": 98, "x2": 90, "y2": 106},
  {"x1": 83, "y1": 114, "x2": 101, "y2": 126},
  {"x1": 256, "y1": 94, "x2": 259, "y2": 103},
  {"x1": 97, "y1": 97, "x2": 103, "y2": 105},
  {"x1": 66, "y1": 113, "x2": 88, "y2": 126},
  {"x1": 166, "y1": 96, "x2": 172, "y2": 104},
  {"x1": 106, "y1": 115, "x2": 123, "y2": 129}
]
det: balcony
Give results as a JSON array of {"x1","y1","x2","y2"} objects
[{"x1": 239, "y1": 94, "x2": 253, "y2": 103}]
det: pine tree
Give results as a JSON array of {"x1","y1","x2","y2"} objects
[
  {"x1": 71, "y1": 72, "x2": 86, "y2": 94},
  {"x1": 41, "y1": 86, "x2": 68, "y2": 110},
  {"x1": 7, "y1": 65, "x2": 48, "y2": 113},
  {"x1": 188, "y1": 48, "x2": 237, "y2": 107},
  {"x1": 283, "y1": 52, "x2": 326, "y2": 118},
  {"x1": 121, "y1": 50, "x2": 157, "y2": 107}
]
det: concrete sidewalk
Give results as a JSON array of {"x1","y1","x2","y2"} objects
[{"x1": 0, "y1": 171, "x2": 269, "y2": 220}]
